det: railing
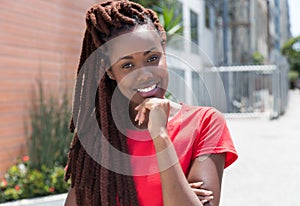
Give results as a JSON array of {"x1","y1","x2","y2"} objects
[
  {"x1": 166, "y1": 34, "x2": 289, "y2": 119},
  {"x1": 216, "y1": 65, "x2": 288, "y2": 119}
]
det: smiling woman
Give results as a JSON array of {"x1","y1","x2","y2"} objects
[
  {"x1": 107, "y1": 29, "x2": 168, "y2": 104},
  {"x1": 64, "y1": 1, "x2": 237, "y2": 206}
]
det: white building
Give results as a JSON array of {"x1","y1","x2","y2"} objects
[
  {"x1": 229, "y1": 0, "x2": 291, "y2": 64},
  {"x1": 165, "y1": 0, "x2": 290, "y2": 113},
  {"x1": 166, "y1": 0, "x2": 224, "y2": 107}
]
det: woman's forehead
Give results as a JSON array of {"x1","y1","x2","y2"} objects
[{"x1": 106, "y1": 28, "x2": 164, "y2": 64}]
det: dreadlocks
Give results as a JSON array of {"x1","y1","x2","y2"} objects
[{"x1": 64, "y1": 1, "x2": 166, "y2": 205}]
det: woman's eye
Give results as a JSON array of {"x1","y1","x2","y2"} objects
[
  {"x1": 122, "y1": 63, "x2": 134, "y2": 69},
  {"x1": 147, "y1": 55, "x2": 159, "y2": 63}
]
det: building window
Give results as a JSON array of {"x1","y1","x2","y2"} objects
[
  {"x1": 205, "y1": 3, "x2": 211, "y2": 29},
  {"x1": 168, "y1": 68, "x2": 186, "y2": 102},
  {"x1": 192, "y1": 71, "x2": 211, "y2": 106},
  {"x1": 190, "y1": 9, "x2": 199, "y2": 53}
]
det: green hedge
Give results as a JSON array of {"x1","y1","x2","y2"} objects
[
  {"x1": 1, "y1": 80, "x2": 73, "y2": 203},
  {"x1": 0, "y1": 156, "x2": 70, "y2": 202}
]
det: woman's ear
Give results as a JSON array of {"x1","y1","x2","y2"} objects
[{"x1": 106, "y1": 69, "x2": 115, "y2": 80}]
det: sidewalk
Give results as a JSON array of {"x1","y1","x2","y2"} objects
[
  {"x1": 221, "y1": 90, "x2": 300, "y2": 206},
  {"x1": 0, "y1": 194, "x2": 66, "y2": 206}
]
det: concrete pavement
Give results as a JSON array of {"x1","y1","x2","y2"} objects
[{"x1": 221, "y1": 90, "x2": 300, "y2": 206}]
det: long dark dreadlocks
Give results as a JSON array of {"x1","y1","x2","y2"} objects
[{"x1": 64, "y1": 1, "x2": 166, "y2": 205}]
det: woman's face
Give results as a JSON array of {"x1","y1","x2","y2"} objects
[{"x1": 107, "y1": 26, "x2": 168, "y2": 105}]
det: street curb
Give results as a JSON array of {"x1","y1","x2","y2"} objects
[{"x1": 0, "y1": 193, "x2": 67, "y2": 206}]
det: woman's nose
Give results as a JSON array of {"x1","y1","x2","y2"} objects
[{"x1": 136, "y1": 67, "x2": 153, "y2": 82}]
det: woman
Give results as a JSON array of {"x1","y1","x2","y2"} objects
[{"x1": 64, "y1": 1, "x2": 238, "y2": 205}]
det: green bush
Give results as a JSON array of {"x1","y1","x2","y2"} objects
[
  {"x1": 0, "y1": 156, "x2": 70, "y2": 203},
  {"x1": 288, "y1": 70, "x2": 299, "y2": 81},
  {"x1": 252, "y1": 51, "x2": 264, "y2": 65},
  {"x1": 0, "y1": 80, "x2": 73, "y2": 203},
  {"x1": 26, "y1": 80, "x2": 73, "y2": 170}
]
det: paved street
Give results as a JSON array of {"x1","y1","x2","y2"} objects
[{"x1": 221, "y1": 90, "x2": 300, "y2": 206}]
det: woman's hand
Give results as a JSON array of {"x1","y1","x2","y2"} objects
[
  {"x1": 189, "y1": 182, "x2": 214, "y2": 204},
  {"x1": 134, "y1": 98, "x2": 170, "y2": 138}
]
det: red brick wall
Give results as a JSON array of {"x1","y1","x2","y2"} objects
[{"x1": 0, "y1": 0, "x2": 98, "y2": 177}]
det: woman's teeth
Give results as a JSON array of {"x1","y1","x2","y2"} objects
[{"x1": 137, "y1": 84, "x2": 156, "y2": 93}]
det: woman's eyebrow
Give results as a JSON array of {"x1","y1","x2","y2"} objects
[
  {"x1": 117, "y1": 47, "x2": 159, "y2": 62},
  {"x1": 118, "y1": 55, "x2": 134, "y2": 61},
  {"x1": 143, "y1": 47, "x2": 159, "y2": 56}
]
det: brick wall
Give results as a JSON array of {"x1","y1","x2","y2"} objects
[{"x1": 0, "y1": 0, "x2": 97, "y2": 177}]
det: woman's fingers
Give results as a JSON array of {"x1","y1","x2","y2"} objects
[
  {"x1": 189, "y1": 182, "x2": 213, "y2": 204},
  {"x1": 134, "y1": 98, "x2": 169, "y2": 126},
  {"x1": 192, "y1": 191, "x2": 213, "y2": 203},
  {"x1": 191, "y1": 188, "x2": 213, "y2": 196},
  {"x1": 134, "y1": 98, "x2": 170, "y2": 138},
  {"x1": 189, "y1": 182, "x2": 204, "y2": 188},
  {"x1": 134, "y1": 98, "x2": 150, "y2": 125},
  {"x1": 134, "y1": 99, "x2": 149, "y2": 125},
  {"x1": 135, "y1": 105, "x2": 147, "y2": 125},
  {"x1": 201, "y1": 196, "x2": 214, "y2": 204}
]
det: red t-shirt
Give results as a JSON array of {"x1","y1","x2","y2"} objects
[{"x1": 126, "y1": 104, "x2": 238, "y2": 206}]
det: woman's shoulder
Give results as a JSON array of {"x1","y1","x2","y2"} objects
[
  {"x1": 181, "y1": 103, "x2": 222, "y2": 116},
  {"x1": 169, "y1": 102, "x2": 226, "y2": 125}
]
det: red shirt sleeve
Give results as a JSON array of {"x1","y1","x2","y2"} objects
[{"x1": 192, "y1": 107, "x2": 238, "y2": 168}]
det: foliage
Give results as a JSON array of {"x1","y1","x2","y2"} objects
[
  {"x1": 165, "y1": 91, "x2": 176, "y2": 101},
  {"x1": 281, "y1": 35, "x2": 300, "y2": 74},
  {"x1": 0, "y1": 156, "x2": 70, "y2": 203},
  {"x1": 157, "y1": 0, "x2": 184, "y2": 41},
  {"x1": 251, "y1": 51, "x2": 264, "y2": 65},
  {"x1": 288, "y1": 70, "x2": 299, "y2": 81},
  {"x1": 1, "y1": 79, "x2": 73, "y2": 202},
  {"x1": 132, "y1": 0, "x2": 184, "y2": 41},
  {"x1": 26, "y1": 80, "x2": 73, "y2": 170}
]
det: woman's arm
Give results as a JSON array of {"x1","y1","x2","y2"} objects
[
  {"x1": 135, "y1": 98, "x2": 202, "y2": 205},
  {"x1": 152, "y1": 129, "x2": 203, "y2": 206},
  {"x1": 64, "y1": 187, "x2": 77, "y2": 206},
  {"x1": 188, "y1": 154, "x2": 225, "y2": 205},
  {"x1": 153, "y1": 135, "x2": 225, "y2": 206},
  {"x1": 135, "y1": 98, "x2": 227, "y2": 206}
]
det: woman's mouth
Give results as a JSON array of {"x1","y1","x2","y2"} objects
[
  {"x1": 135, "y1": 83, "x2": 159, "y2": 97},
  {"x1": 136, "y1": 84, "x2": 157, "y2": 93}
]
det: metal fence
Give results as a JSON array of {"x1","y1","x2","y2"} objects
[
  {"x1": 218, "y1": 65, "x2": 289, "y2": 119},
  {"x1": 166, "y1": 52, "x2": 289, "y2": 119}
]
